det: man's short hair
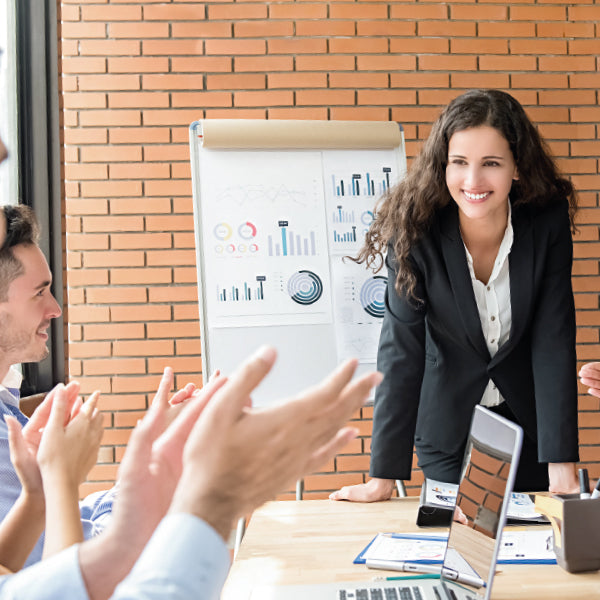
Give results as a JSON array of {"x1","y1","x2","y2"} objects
[{"x1": 0, "y1": 205, "x2": 40, "y2": 301}]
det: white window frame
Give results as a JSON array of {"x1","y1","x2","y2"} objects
[{"x1": 0, "y1": 0, "x2": 18, "y2": 207}]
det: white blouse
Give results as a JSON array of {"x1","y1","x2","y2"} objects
[{"x1": 462, "y1": 203, "x2": 513, "y2": 407}]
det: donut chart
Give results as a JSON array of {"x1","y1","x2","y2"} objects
[
  {"x1": 360, "y1": 276, "x2": 386, "y2": 318},
  {"x1": 287, "y1": 270, "x2": 323, "y2": 305}
]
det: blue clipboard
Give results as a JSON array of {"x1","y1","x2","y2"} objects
[
  {"x1": 353, "y1": 531, "x2": 557, "y2": 565},
  {"x1": 353, "y1": 532, "x2": 448, "y2": 565}
]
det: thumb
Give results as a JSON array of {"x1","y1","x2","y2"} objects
[{"x1": 5, "y1": 415, "x2": 27, "y2": 465}]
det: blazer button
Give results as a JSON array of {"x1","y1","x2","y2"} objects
[{"x1": 490, "y1": 316, "x2": 496, "y2": 321}]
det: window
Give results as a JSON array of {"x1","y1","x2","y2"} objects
[{"x1": 0, "y1": 0, "x2": 18, "y2": 207}]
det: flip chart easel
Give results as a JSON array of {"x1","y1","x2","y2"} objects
[{"x1": 189, "y1": 119, "x2": 406, "y2": 407}]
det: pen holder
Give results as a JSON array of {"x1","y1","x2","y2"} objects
[{"x1": 534, "y1": 493, "x2": 600, "y2": 573}]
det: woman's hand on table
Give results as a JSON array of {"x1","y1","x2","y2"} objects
[{"x1": 329, "y1": 477, "x2": 395, "y2": 502}]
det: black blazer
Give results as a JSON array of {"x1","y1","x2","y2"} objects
[{"x1": 370, "y1": 199, "x2": 579, "y2": 480}]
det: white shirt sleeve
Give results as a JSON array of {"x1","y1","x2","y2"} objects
[
  {"x1": 110, "y1": 513, "x2": 231, "y2": 600},
  {"x1": 0, "y1": 545, "x2": 88, "y2": 600}
]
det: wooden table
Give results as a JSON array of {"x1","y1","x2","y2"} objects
[{"x1": 221, "y1": 498, "x2": 599, "y2": 599}]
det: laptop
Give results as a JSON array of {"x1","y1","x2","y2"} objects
[{"x1": 249, "y1": 405, "x2": 523, "y2": 600}]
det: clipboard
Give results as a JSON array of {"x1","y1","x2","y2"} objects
[
  {"x1": 353, "y1": 532, "x2": 448, "y2": 565},
  {"x1": 354, "y1": 530, "x2": 557, "y2": 565}
]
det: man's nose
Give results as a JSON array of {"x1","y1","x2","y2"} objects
[{"x1": 46, "y1": 294, "x2": 62, "y2": 319}]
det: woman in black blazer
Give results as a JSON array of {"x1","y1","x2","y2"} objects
[{"x1": 331, "y1": 89, "x2": 580, "y2": 502}]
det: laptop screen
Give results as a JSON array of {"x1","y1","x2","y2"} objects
[{"x1": 440, "y1": 406, "x2": 523, "y2": 600}]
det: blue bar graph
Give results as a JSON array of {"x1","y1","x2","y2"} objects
[
  {"x1": 332, "y1": 167, "x2": 394, "y2": 198},
  {"x1": 217, "y1": 276, "x2": 265, "y2": 302},
  {"x1": 267, "y1": 222, "x2": 317, "y2": 257},
  {"x1": 333, "y1": 226, "x2": 357, "y2": 243}
]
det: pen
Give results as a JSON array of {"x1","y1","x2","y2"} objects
[
  {"x1": 591, "y1": 478, "x2": 600, "y2": 500},
  {"x1": 373, "y1": 574, "x2": 442, "y2": 582},
  {"x1": 365, "y1": 559, "x2": 441, "y2": 575},
  {"x1": 442, "y1": 567, "x2": 484, "y2": 589},
  {"x1": 579, "y1": 468, "x2": 591, "y2": 499}
]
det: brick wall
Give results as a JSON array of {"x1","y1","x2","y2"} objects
[{"x1": 58, "y1": 1, "x2": 600, "y2": 499}]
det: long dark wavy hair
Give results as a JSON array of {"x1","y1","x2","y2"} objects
[{"x1": 356, "y1": 89, "x2": 578, "y2": 300}]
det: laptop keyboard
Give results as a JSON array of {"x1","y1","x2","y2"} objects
[{"x1": 338, "y1": 586, "x2": 425, "y2": 600}]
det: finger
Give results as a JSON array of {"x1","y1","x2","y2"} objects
[
  {"x1": 46, "y1": 385, "x2": 70, "y2": 432},
  {"x1": 294, "y1": 359, "x2": 359, "y2": 408},
  {"x1": 63, "y1": 381, "x2": 82, "y2": 422},
  {"x1": 580, "y1": 377, "x2": 600, "y2": 390},
  {"x1": 209, "y1": 369, "x2": 221, "y2": 381},
  {"x1": 304, "y1": 371, "x2": 382, "y2": 451},
  {"x1": 587, "y1": 388, "x2": 600, "y2": 399},
  {"x1": 579, "y1": 362, "x2": 600, "y2": 373},
  {"x1": 155, "y1": 374, "x2": 228, "y2": 454},
  {"x1": 329, "y1": 483, "x2": 372, "y2": 503},
  {"x1": 326, "y1": 371, "x2": 383, "y2": 421},
  {"x1": 117, "y1": 418, "x2": 155, "y2": 481},
  {"x1": 80, "y1": 391, "x2": 101, "y2": 418},
  {"x1": 207, "y1": 346, "x2": 276, "y2": 423},
  {"x1": 5, "y1": 415, "x2": 26, "y2": 464},
  {"x1": 305, "y1": 427, "x2": 358, "y2": 474},
  {"x1": 169, "y1": 382, "x2": 196, "y2": 406},
  {"x1": 149, "y1": 367, "x2": 174, "y2": 414},
  {"x1": 24, "y1": 386, "x2": 57, "y2": 433},
  {"x1": 329, "y1": 486, "x2": 352, "y2": 501},
  {"x1": 69, "y1": 397, "x2": 83, "y2": 421}
]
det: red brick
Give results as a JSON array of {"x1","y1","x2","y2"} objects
[
  {"x1": 233, "y1": 55, "x2": 293, "y2": 73},
  {"x1": 82, "y1": 5, "x2": 141, "y2": 20},
  {"x1": 143, "y1": 3, "x2": 206, "y2": 20},
  {"x1": 109, "y1": 22, "x2": 169, "y2": 38},
  {"x1": 172, "y1": 56, "x2": 232, "y2": 73},
  {"x1": 329, "y1": 38, "x2": 388, "y2": 54},
  {"x1": 147, "y1": 321, "x2": 200, "y2": 339},
  {"x1": 84, "y1": 323, "x2": 145, "y2": 341},
  {"x1": 298, "y1": 20, "x2": 356, "y2": 37},
  {"x1": 418, "y1": 21, "x2": 475, "y2": 37},
  {"x1": 62, "y1": 57, "x2": 107, "y2": 74},
  {"x1": 390, "y1": 4, "x2": 448, "y2": 19},
  {"x1": 108, "y1": 57, "x2": 169, "y2": 74},
  {"x1": 270, "y1": 3, "x2": 328, "y2": 19},
  {"x1": 61, "y1": 22, "x2": 107, "y2": 39},
  {"x1": 109, "y1": 127, "x2": 170, "y2": 144},
  {"x1": 86, "y1": 287, "x2": 148, "y2": 304},
  {"x1": 79, "y1": 74, "x2": 141, "y2": 91},
  {"x1": 110, "y1": 268, "x2": 173, "y2": 285},
  {"x1": 143, "y1": 39, "x2": 204, "y2": 56},
  {"x1": 171, "y1": 22, "x2": 232, "y2": 38},
  {"x1": 81, "y1": 145, "x2": 142, "y2": 163},
  {"x1": 113, "y1": 339, "x2": 174, "y2": 357},
  {"x1": 69, "y1": 341, "x2": 112, "y2": 359},
  {"x1": 206, "y1": 39, "x2": 265, "y2": 55},
  {"x1": 357, "y1": 55, "x2": 416, "y2": 71},
  {"x1": 79, "y1": 40, "x2": 141, "y2": 56}
]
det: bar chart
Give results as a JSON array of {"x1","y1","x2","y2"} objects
[
  {"x1": 332, "y1": 167, "x2": 392, "y2": 197},
  {"x1": 267, "y1": 221, "x2": 317, "y2": 257},
  {"x1": 217, "y1": 276, "x2": 266, "y2": 303}
]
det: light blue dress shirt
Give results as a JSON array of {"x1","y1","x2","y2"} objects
[
  {"x1": 0, "y1": 370, "x2": 116, "y2": 566},
  {"x1": 0, "y1": 513, "x2": 230, "y2": 599}
]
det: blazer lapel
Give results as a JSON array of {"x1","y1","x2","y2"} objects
[
  {"x1": 439, "y1": 204, "x2": 491, "y2": 359},
  {"x1": 490, "y1": 204, "x2": 534, "y2": 366}
]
